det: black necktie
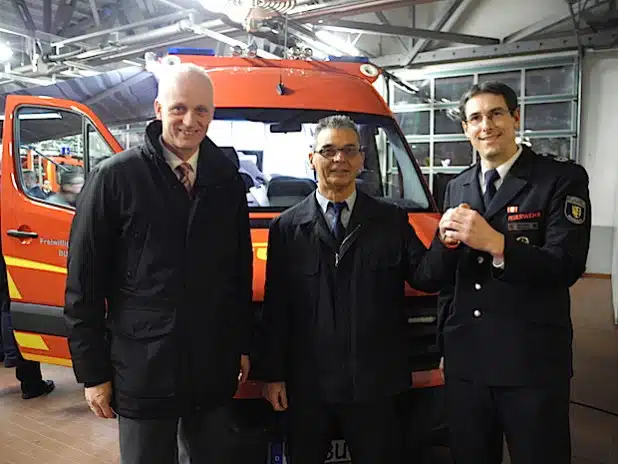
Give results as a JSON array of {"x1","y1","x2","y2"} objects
[
  {"x1": 329, "y1": 201, "x2": 348, "y2": 245},
  {"x1": 483, "y1": 169, "x2": 500, "y2": 208}
]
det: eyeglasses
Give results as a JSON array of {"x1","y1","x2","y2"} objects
[
  {"x1": 465, "y1": 108, "x2": 512, "y2": 126},
  {"x1": 315, "y1": 146, "x2": 361, "y2": 158}
]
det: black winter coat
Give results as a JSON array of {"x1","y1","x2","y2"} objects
[
  {"x1": 260, "y1": 191, "x2": 453, "y2": 403},
  {"x1": 64, "y1": 121, "x2": 253, "y2": 419}
]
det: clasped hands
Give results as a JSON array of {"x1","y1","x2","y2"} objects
[{"x1": 439, "y1": 203, "x2": 505, "y2": 259}]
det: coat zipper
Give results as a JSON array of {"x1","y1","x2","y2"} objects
[{"x1": 335, "y1": 224, "x2": 361, "y2": 268}]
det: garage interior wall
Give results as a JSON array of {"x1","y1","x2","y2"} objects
[{"x1": 579, "y1": 49, "x2": 618, "y2": 321}]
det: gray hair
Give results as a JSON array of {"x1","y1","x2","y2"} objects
[
  {"x1": 313, "y1": 115, "x2": 360, "y2": 149},
  {"x1": 156, "y1": 63, "x2": 214, "y2": 104}
]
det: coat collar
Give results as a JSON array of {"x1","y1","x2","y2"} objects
[
  {"x1": 461, "y1": 145, "x2": 534, "y2": 219},
  {"x1": 144, "y1": 120, "x2": 238, "y2": 187},
  {"x1": 291, "y1": 189, "x2": 381, "y2": 226},
  {"x1": 290, "y1": 189, "x2": 383, "y2": 252}
]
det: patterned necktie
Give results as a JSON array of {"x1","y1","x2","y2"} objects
[
  {"x1": 483, "y1": 169, "x2": 500, "y2": 209},
  {"x1": 176, "y1": 163, "x2": 193, "y2": 196},
  {"x1": 329, "y1": 201, "x2": 348, "y2": 245}
]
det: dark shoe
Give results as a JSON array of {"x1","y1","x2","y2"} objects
[
  {"x1": 4, "y1": 357, "x2": 17, "y2": 368},
  {"x1": 22, "y1": 380, "x2": 55, "y2": 400}
]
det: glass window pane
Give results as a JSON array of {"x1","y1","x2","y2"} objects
[
  {"x1": 88, "y1": 125, "x2": 114, "y2": 171},
  {"x1": 434, "y1": 141, "x2": 473, "y2": 167},
  {"x1": 525, "y1": 66, "x2": 575, "y2": 96},
  {"x1": 435, "y1": 75, "x2": 474, "y2": 103},
  {"x1": 409, "y1": 142, "x2": 430, "y2": 167},
  {"x1": 527, "y1": 137, "x2": 572, "y2": 159},
  {"x1": 524, "y1": 102, "x2": 572, "y2": 131},
  {"x1": 395, "y1": 111, "x2": 430, "y2": 136},
  {"x1": 478, "y1": 71, "x2": 522, "y2": 96},
  {"x1": 392, "y1": 80, "x2": 431, "y2": 105},
  {"x1": 16, "y1": 108, "x2": 85, "y2": 208},
  {"x1": 435, "y1": 108, "x2": 463, "y2": 134}
]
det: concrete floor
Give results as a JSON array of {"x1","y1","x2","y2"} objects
[{"x1": 1, "y1": 277, "x2": 617, "y2": 463}]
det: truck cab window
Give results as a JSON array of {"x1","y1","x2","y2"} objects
[{"x1": 15, "y1": 108, "x2": 99, "y2": 209}]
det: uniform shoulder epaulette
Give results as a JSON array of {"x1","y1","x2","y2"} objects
[{"x1": 538, "y1": 152, "x2": 574, "y2": 163}]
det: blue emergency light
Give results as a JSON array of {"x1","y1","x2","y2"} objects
[
  {"x1": 326, "y1": 56, "x2": 370, "y2": 63},
  {"x1": 167, "y1": 47, "x2": 216, "y2": 56}
]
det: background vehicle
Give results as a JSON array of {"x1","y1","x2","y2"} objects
[{"x1": 0, "y1": 49, "x2": 446, "y2": 462}]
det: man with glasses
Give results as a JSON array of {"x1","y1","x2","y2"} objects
[
  {"x1": 260, "y1": 115, "x2": 455, "y2": 464},
  {"x1": 437, "y1": 81, "x2": 591, "y2": 463}
]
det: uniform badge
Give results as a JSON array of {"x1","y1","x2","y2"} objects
[
  {"x1": 565, "y1": 196, "x2": 586, "y2": 225},
  {"x1": 516, "y1": 236, "x2": 530, "y2": 244}
]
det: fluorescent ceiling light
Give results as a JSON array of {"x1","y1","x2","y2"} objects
[
  {"x1": 0, "y1": 43, "x2": 13, "y2": 62},
  {"x1": 0, "y1": 112, "x2": 62, "y2": 121},
  {"x1": 315, "y1": 30, "x2": 359, "y2": 56},
  {"x1": 201, "y1": 0, "x2": 227, "y2": 13}
]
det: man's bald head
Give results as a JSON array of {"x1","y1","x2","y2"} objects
[
  {"x1": 154, "y1": 63, "x2": 215, "y2": 160},
  {"x1": 155, "y1": 63, "x2": 214, "y2": 105}
]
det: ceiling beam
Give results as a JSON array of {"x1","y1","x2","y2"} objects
[
  {"x1": 43, "y1": 0, "x2": 52, "y2": 33},
  {"x1": 10, "y1": 0, "x2": 37, "y2": 35},
  {"x1": 317, "y1": 19, "x2": 499, "y2": 45},
  {"x1": 51, "y1": 10, "x2": 195, "y2": 48},
  {"x1": 373, "y1": 0, "x2": 476, "y2": 68},
  {"x1": 407, "y1": 28, "x2": 618, "y2": 65},
  {"x1": 135, "y1": 0, "x2": 153, "y2": 17},
  {"x1": 504, "y1": 0, "x2": 611, "y2": 42},
  {"x1": 404, "y1": 0, "x2": 470, "y2": 62},
  {"x1": 375, "y1": 11, "x2": 409, "y2": 52},
  {"x1": 88, "y1": 0, "x2": 101, "y2": 27},
  {"x1": 54, "y1": 0, "x2": 78, "y2": 34}
]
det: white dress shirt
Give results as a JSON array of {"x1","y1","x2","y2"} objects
[
  {"x1": 477, "y1": 145, "x2": 523, "y2": 268},
  {"x1": 315, "y1": 189, "x2": 357, "y2": 230},
  {"x1": 160, "y1": 136, "x2": 199, "y2": 187},
  {"x1": 478, "y1": 145, "x2": 522, "y2": 194}
]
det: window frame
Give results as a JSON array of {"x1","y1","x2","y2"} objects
[
  {"x1": 13, "y1": 105, "x2": 105, "y2": 209},
  {"x1": 388, "y1": 55, "x2": 580, "y2": 197}
]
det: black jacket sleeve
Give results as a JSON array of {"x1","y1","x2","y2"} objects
[
  {"x1": 234, "y1": 179, "x2": 254, "y2": 355},
  {"x1": 496, "y1": 165, "x2": 591, "y2": 287},
  {"x1": 435, "y1": 181, "x2": 459, "y2": 356},
  {"x1": 258, "y1": 217, "x2": 289, "y2": 382},
  {"x1": 64, "y1": 165, "x2": 118, "y2": 385},
  {"x1": 402, "y1": 187, "x2": 460, "y2": 293}
]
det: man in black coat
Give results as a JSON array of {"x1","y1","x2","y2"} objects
[
  {"x1": 261, "y1": 115, "x2": 454, "y2": 464},
  {"x1": 437, "y1": 81, "x2": 591, "y2": 463},
  {"x1": 64, "y1": 63, "x2": 253, "y2": 463}
]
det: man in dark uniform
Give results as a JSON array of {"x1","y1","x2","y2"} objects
[
  {"x1": 261, "y1": 115, "x2": 455, "y2": 464},
  {"x1": 437, "y1": 81, "x2": 591, "y2": 463}
]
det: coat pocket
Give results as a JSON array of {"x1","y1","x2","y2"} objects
[
  {"x1": 125, "y1": 225, "x2": 149, "y2": 281},
  {"x1": 110, "y1": 308, "x2": 176, "y2": 399}
]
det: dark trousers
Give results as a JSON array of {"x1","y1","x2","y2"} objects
[
  {"x1": 118, "y1": 405, "x2": 235, "y2": 464},
  {"x1": 286, "y1": 396, "x2": 401, "y2": 464},
  {"x1": 0, "y1": 289, "x2": 18, "y2": 362},
  {"x1": 445, "y1": 376, "x2": 571, "y2": 464},
  {"x1": 1, "y1": 293, "x2": 43, "y2": 392}
]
